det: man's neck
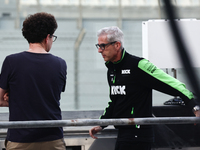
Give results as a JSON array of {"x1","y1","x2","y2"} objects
[
  {"x1": 28, "y1": 43, "x2": 48, "y2": 53},
  {"x1": 112, "y1": 49, "x2": 123, "y2": 63}
]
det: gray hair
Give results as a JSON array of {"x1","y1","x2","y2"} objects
[{"x1": 97, "y1": 26, "x2": 124, "y2": 49}]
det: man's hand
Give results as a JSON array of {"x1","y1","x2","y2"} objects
[
  {"x1": 89, "y1": 126, "x2": 102, "y2": 139},
  {"x1": 194, "y1": 110, "x2": 200, "y2": 117},
  {"x1": 4, "y1": 92, "x2": 9, "y2": 102},
  {"x1": 0, "y1": 88, "x2": 9, "y2": 107},
  {"x1": 193, "y1": 110, "x2": 200, "y2": 125}
]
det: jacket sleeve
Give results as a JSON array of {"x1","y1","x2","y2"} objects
[
  {"x1": 99, "y1": 99, "x2": 114, "y2": 129},
  {"x1": 99, "y1": 70, "x2": 115, "y2": 129},
  {"x1": 137, "y1": 59, "x2": 199, "y2": 111},
  {"x1": 100, "y1": 99, "x2": 114, "y2": 119}
]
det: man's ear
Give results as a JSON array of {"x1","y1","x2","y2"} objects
[
  {"x1": 115, "y1": 41, "x2": 121, "y2": 50},
  {"x1": 45, "y1": 34, "x2": 50, "y2": 43}
]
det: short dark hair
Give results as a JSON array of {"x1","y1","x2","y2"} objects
[{"x1": 22, "y1": 12, "x2": 58, "y2": 43}]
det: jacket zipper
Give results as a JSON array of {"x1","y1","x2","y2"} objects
[
  {"x1": 131, "y1": 107, "x2": 140, "y2": 129},
  {"x1": 113, "y1": 69, "x2": 116, "y2": 84}
]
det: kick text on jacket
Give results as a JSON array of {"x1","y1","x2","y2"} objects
[
  {"x1": 111, "y1": 85, "x2": 126, "y2": 95},
  {"x1": 122, "y1": 69, "x2": 130, "y2": 74}
]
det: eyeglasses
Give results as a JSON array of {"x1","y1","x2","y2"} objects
[
  {"x1": 95, "y1": 41, "x2": 117, "y2": 50},
  {"x1": 50, "y1": 35, "x2": 57, "y2": 42}
]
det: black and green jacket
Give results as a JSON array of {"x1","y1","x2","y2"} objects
[{"x1": 100, "y1": 49, "x2": 198, "y2": 142}]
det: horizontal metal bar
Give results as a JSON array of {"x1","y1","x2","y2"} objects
[{"x1": 0, "y1": 117, "x2": 199, "y2": 129}]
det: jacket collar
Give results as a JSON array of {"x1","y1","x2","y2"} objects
[{"x1": 105, "y1": 48, "x2": 126, "y2": 69}]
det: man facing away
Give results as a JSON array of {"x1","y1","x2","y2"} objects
[
  {"x1": 89, "y1": 26, "x2": 200, "y2": 150},
  {"x1": 0, "y1": 12, "x2": 67, "y2": 150}
]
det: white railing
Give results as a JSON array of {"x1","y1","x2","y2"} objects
[{"x1": 0, "y1": 117, "x2": 199, "y2": 129}]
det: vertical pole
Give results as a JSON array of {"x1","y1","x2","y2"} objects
[
  {"x1": 158, "y1": 0, "x2": 162, "y2": 19},
  {"x1": 77, "y1": 0, "x2": 82, "y2": 29},
  {"x1": 118, "y1": 0, "x2": 122, "y2": 28},
  {"x1": 74, "y1": 28, "x2": 86, "y2": 109},
  {"x1": 15, "y1": 0, "x2": 20, "y2": 29},
  {"x1": 171, "y1": 68, "x2": 177, "y2": 99},
  {"x1": 36, "y1": 0, "x2": 41, "y2": 12},
  {"x1": 74, "y1": 41, "x2": 78, "y2": 109},
  {"x1": 171, "y1": 68, "x2": 177, "y2": 79}
]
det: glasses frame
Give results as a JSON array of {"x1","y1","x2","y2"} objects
[
  {"x1": 50, "y1": 35, "x2": 57, "y2": 42},
  {"x1": 95, "y1": 41, "x2": 117, "y2": 50}
]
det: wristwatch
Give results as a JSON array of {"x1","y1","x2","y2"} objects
[{"x1": 192, "y1": 105, "x2": 200, "y2": 112}]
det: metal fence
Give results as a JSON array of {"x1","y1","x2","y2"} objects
[{"x1": 0, "y1": 117, "x2": 199, "y2": 129}]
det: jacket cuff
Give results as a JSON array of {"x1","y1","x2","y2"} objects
[{"x1": 186, "y1": 98, "x2": 200, "y2": 112}]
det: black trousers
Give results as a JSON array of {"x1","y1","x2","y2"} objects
[{"x1": 115, "y1": 141, "x2": 151, "y2": 150}]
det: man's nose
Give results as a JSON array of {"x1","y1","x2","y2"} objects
[{"x1": 98, "y1": 48, "x2": 103, "y2": 53}]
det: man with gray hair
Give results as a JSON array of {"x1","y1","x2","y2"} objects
[{"x1": 89, "y1": 26, "x2": 200, "y2": 150}]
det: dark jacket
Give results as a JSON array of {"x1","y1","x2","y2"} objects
[{"x1": 100, "y1": 49, "x2": 197, "y2": 142}]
